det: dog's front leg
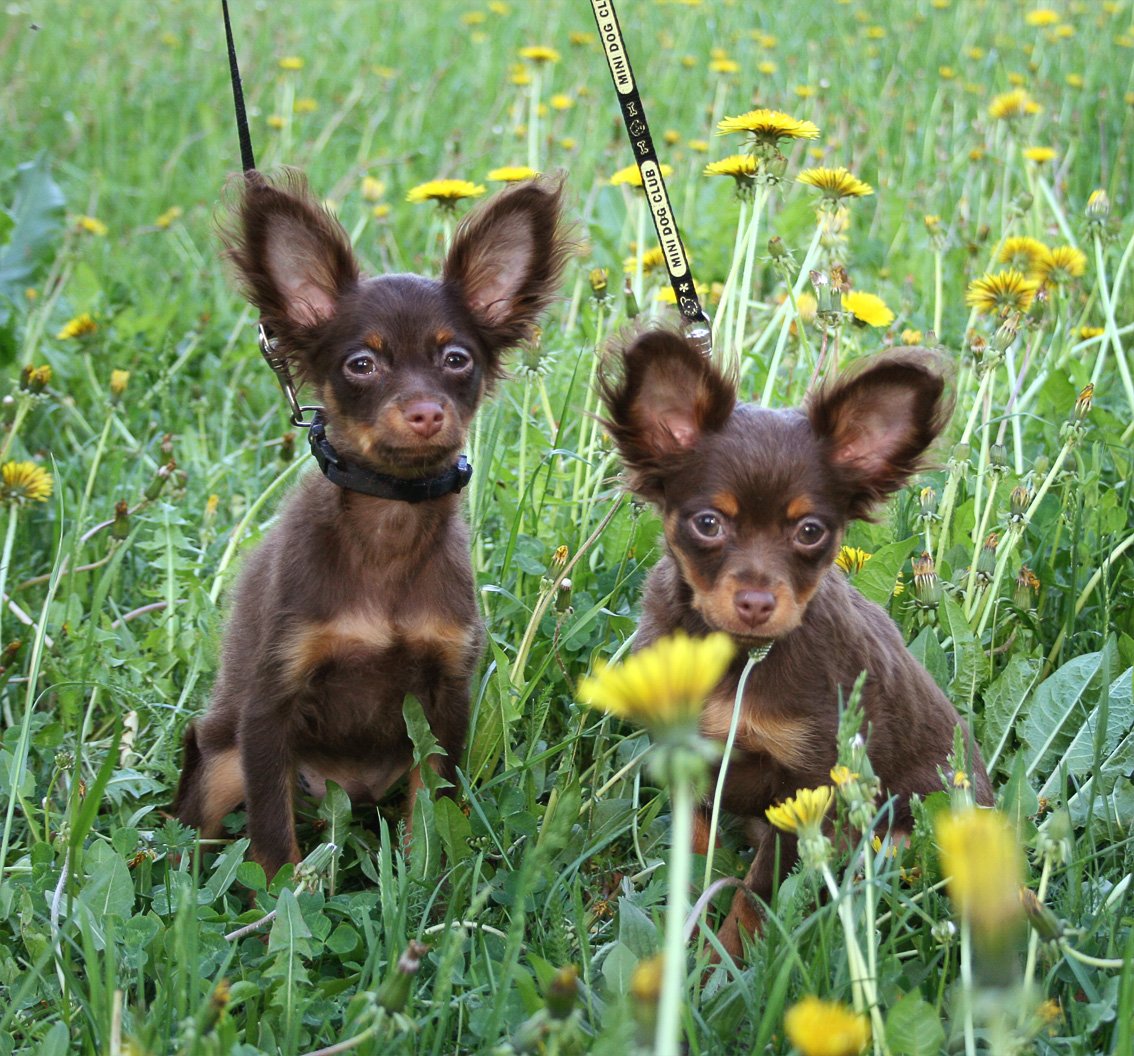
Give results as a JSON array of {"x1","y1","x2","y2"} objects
[{"x1": 239, "y1": 708, "x2": 301, "y2": 879}]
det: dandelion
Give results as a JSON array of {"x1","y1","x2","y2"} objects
[
  {"x1": 361, "y1": 176, "x2": 386, "y2": 201},
  {"x1": 988, "y1": 88, "x2": 1042, "y2": 120},
  {"x1": 758, "y1": 60, "x2": 777, "y2": 74},
  {"x1": 1025, "y1": 8, "x2": 1059, "y2": 26},
  {"x1": 1022, "y1": 145, "x2": 1057, "y2": 164},
  {"x1": 935, "y1": 807, "x2": 1024, "y2": 939},
  {"x1": 486, "y1": 165, "x2": 539, "y2": 183},
  {"x1": 76, "y1": 215, "x2": 108, "y2": 236},
  {"x1": 278, "y1": 55, "x2": 304, "y2": 70},
  {"x1": 56, "y1": 312, "x2": 97, "y2": 340},
  {"x1": 155, "y1": 206, "x2": 183, "y2": 229},
  {"x1": 765, "y1": 786, "x2": 833, "y2": 834},
  {"x1": 405, "y1": 179, "x2": 486, "y2": 208},
  {"x1": 460, "y1": 10, "x2": 486, "y2": 25},
  {"x1": 624, "y1": 246, "x2": 666, "y2": 276},
  {"x1": 1065, "y1": 73, "x2": 1084, "y2": 87},
  {"x1": 843, "y1": 291, "x2": 894, "y2": 328},
  {"x1": 1033, "y1": 245, "x2": 1087, "y2": 286},
  {"x1": 716, "y1": 108, "x2": 820, "y2": 149},
  {"x1": 709, "y1": 57, "x2": 739, "y2": 74},
  {"x1": 267, "y1": 115, "x2": 286, "y2": 129},
  {"x1": 704, "y1": 154, "x2": 759, "y2": 198},
  {"x1": 293, "y1": 98, "x2": 318, "y2": 113},
  {"x1": 1, "y1": 461, "x2": 53, "y2": 505},
  {"x1": 797, "y1": 166, "x2": 874, "y2": 203},
  {"x1": 109, "y1": 369, "x2": 130, "y2": 399},
  {"x1": 835, "y1": 546, "x2": 872, "y2": 574},
  {"x1": 998, "y1": 236, "x2": 1048, "y2": 273},
  {"x1": 901, "y1": 328, "x2": 923, "y2": 344},
  {"x1": 568, "y1": 31, "x2": 594, "y2": 46},
  {"x1": 372, "y1": 203, "x2": 390, "y2": 220},
  {"x1": 577, "y1": 631, "x2": 734, "y2": 732},
  {"x1": 549, "y1": 93, "x2": 573, "y2": 111},
  {"x1": 519, "y1": 44, "x2": 560, "y2": 64},
  {"x1": 784, "y1": 997, "x2": 870, "y2": 1056},
  {"x1": 609, "y1": 162, "x2": 673, "y2": 189},
  {"x1": 965, "y1": 269, "x2": 1038, "y2": 315},
  {"x1": 1078, "y1": 325, "x2": 1104, "y2": 340},
  {"x1": 687, "y1": 139, "x2": 709, "y2": 153},
  {"x1": 830, "y1": 765, "x2": 860, "y2": 788}
]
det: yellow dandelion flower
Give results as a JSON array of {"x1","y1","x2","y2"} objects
[
  {"x1": 688, "y1": 139, "x2": 709, "y2": 153},
  {"x1": 519, "y1": 44, "x2": 560, "y2": 64},
  {"x1": 797, "y1": 166, "x2": 874, "y2": 201},
  {"x1": 488, "y1": 0, "x2": 510, "y2": 13},
  {"x1": 704, "y1": 154, "x2": 759, "y2": 181},
  {"x1": 1, "y1": 461, "x2": 53, "y2": 505},
  {"x1": 56, "y1": 312, "x2": 97, "y2": 340},
  {"x1": 939, "y1": 65, "x2": 956, "y2": 79},
  {"x1": 361, "y1": 176, "x2": 386, "y2": 201},
  {"x1": 794, "y1": 84, "x2": 817, "y2": 98},
  {"x1": 109, "y1": 369, "x2": 130, "y2": 397},
  {"x1": 1025, "y1": 8, "x2": 1059, "y2": 26},
  {"x1": 487, "y1": 165, "x2": 540, "y2": 183},
  {"x1": 843, "y1": 291, "x2": 894, "y2": 328},
  {"x1": 988, "y1": 88, "x2": 1042, "y2": 120},
  {"x1": 267, "y1": 115, "x2": 286, "y2": 129},
  {"x1": 278, "y1": 55, "x2": 304, "y2": 70},
  {"x1": 1007, "y1": 72, "x2": 1027, "y2": 87},
  {"x1": 1034, "y1": 245, "x2": 1087, "y2": 286},
  {"x1": 1065, "y1": 73, "x2": 1084, "y2": 88},
  {"x1": 794, "y1": 291, "x2": 818, "y2": 324},
  {"x1": 965, "y1": 269, "x2": 1038, "y2": 315},
  {"x1": 765, "y1": 786, "x2": 834, "y2": 834},
  {"x1": 710, "y1": 58, "x2": 739, "y2": 74},
  {"x1": 293, "y1": 97, "x2": 318, "y2": 113},
  {"x1": 901, "y1": 328, "x2": 923, "y2": 344},
  {"x1": 1078, "y1": 325, "x2": 1104, "y2": 340},
  {"x1": 967, "y1": 46, "x2": 986, "y2": 60},
  {"x1": 830, "y1": 765, "x2": 860, "y2": 788},
  {"x1": 609, "y1": 162, "x2": 673, "y2": 188},
  {"x1": 835, "y1": 546, "x2": 872, "y2": 574},
  {"x1": 754, "y1": 32, "x2": 777, "y2": 47},
  {"x1": 656, "y1": 281, "x2": 710, "y2": 305},
  {"x1": 569, "y1": 31, "x2": 595, "y2": 46},
  {"x1": 559, "y1": 137, "x2": 577, "y2": 151},
  {"x1": 998, "y1": 236, "x2": 1048, "y2": 272},
  {"x1": 866, "y1": 26, "x2": 886, "y2": 39},
  {"x1": 405, "y1": 179, "x2": 486, "y2": 206},
  {"x1": 1022, "y1": 145, "x2": 1057, "y2": 164},
  {"x1": 935, "y1": 807, "x2": 1024, "y2": 938},
  {"x1": 624, "y1": 246, "x2": 666, "y2": 275},
  {"x1": 577, "y1": 631, "x2": 735, "y2": 731},
  {"x1": 717, "y1": 108, "x2": 820, "y2": 143},
  {"x1": 784, "y1": 997, "x2": 870, "y2": 1056},
  {"x1": 154, "y1": 205, "x2": 183, "y2": 229},
  {"x1": 663, "y1": 130, "x2": 681, "y2": 146},
  {"x1": 76, "y1": 215, "x2": 108, "y2": 236},
  {"x1": 460, "y1": 10, "x2": 487, "y2": 25},
  {"x1": 549, "y1": 93, "x2": 574, "y2": 111},
  {"x1": 758, "y1": 60, "x2": 777, "y2": 74},
  {"x1": 372, "y1": 203, "x2": 391, "y2": 220}
]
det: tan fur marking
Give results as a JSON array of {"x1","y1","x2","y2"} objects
[
  {"x1": 401, "y1": 612, "x2": 479, "y2": 670},
  {"x1": 200, "y1": 747, "x2": 245, "y2": 836},
  {"x1": 364, "y1": 332, "x2": 385, "y2": 351},
  {"x1": 712, "y1": 491, "x2": 740, "y2": 518},
  {"x1": 435, "y1": 329, "x2": 455, "y2": 347},
  {"x1": 700, "y1": 688, "x2": 815, "y2": 770},
  {"x1": 785, "y1": 496, "x2": 814, "y2": 521}
]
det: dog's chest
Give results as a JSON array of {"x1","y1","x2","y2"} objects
[{"x1": 699, "y1": 681, "x2": 816, "y2": 771}]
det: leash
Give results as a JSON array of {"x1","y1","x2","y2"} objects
[
  {"x1": 590, "y1": 0, "x2": 712, "y2": 357},
  {"x1": 219, "y1": 2, "x2": 473, "y2": 502}
]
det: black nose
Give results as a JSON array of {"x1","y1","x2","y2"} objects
[
  {"x1": 734, "y1": 589, "x2": 776, "y2": 627},
  {"x1": 403, "y1": 400, "x2": 445, "y2": 438}
]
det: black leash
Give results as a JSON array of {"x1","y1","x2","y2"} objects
[
  {"x1": 219, "y1": 2, "x2": 473, "y2": 502},
  {"x1": 590, "y1": 0, "x2": 712, "y2": 356}
]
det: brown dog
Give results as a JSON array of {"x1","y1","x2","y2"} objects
[
  {"x1": 174, "y1": 171, "x2": 569, "y2": 877},
  {"x1": 599, "y1": 327, "x2": 992, "y2": 956}
]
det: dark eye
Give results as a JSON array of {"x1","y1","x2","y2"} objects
[
  {"x1": 344, "y1": 352, "x2": 378, "y2": 378},
  {"x1": 794, "y1": 518, "x2": 828, "y2": 548},
  {"x1": 442, "y1": 345, "x2": 472, "y2": 372},
  {"x1": 690, "y1": 511, "x2": 724, "y2": 540}
]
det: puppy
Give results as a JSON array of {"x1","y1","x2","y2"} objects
[
  {"x1": 174, "y1": 171, "x2": 569, "y2": 877},
  {"x1": 599, "y1": 326, "x2": 992, "y2": 956}
]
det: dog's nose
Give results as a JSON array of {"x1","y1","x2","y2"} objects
[
  {"x1": 734, "y1": 589, "x2": 776, "y2": 627},
  {"x1": 403, "y1": 400, "x2": 446, "y2": 438}
]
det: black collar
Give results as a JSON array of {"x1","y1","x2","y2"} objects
[{"x1": 307, "y1": 413, "x2": 473, "y2": 503}]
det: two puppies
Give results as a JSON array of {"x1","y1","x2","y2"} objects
[
  {"x1": 599, "y1": 328, "x2": 992, "y2": 955},
  {"x1": 174, "y1": 172, "x2": 568, "y2": 877}
]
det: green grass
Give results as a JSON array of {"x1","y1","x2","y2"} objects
[{"x1": 1, "y1": 0, "x2": 1133, "y2": 1052}]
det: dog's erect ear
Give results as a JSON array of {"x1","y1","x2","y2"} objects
[
  {"x1": 222, "y1": 169, "x2": 359, "y2": 339},
  {"x1": 443, "y1": 176, "x2": 570, "y2": 354},
  {"x1": 598, "y1": 326, "x2": 736, "y2": 499},
  {"x1": 807, "y1": 347, "x2": 954, "y2": 518}
]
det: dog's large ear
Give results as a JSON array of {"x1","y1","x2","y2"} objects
[
  {"x1": 598, "y1": 326, "x2": 736, "y2": 500},
  {"x1": 443, "y1": 177, "x2": 570, "y2": 355},
  {"x1": 222, "y1": 169, "x2": 359, "y2": 341},
  {"x1": 807, "y1": 347, "x2": 954, "y2": 519}
]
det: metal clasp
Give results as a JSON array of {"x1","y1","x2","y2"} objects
[
  {"x1": 684, "y1": 313, "x2": 713, "y2": 358},
  {"x1": 258, "y1": 324, "x2": 321, "y2": 428}
]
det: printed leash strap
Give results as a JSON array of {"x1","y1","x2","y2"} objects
[
  {"x1": 590, "y1": 0, "x2": 712, "y2": 356},
  {"x1": 221, "y1": 0, "x2": 318, "y2": 427}
]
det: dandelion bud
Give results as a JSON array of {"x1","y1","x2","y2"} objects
[
  {"x1": 924, "y1": 214, "x2": 942, "y2": 235},
  {"x1": 377, "y1": 940, "x2": 429, "y2": 1013},
  {"x1": 1009, "y1": 484, "x2": 1033, "y2": 519},
  {"x1": 989, "y1": 313, "x2": 1020, "y2": 352},
  {"x1": 109, "y1": 369, "x2": 130, "y2": 401},
  {"x1": 26, "y1": 365, "x2": 51, "y2": 395},
  {"x1": 919, "y1": 486, "x2": 938, "y2": 517},
  {"x1": 546, "y1": 965, "x2": 579, "y2": 1020},
  {"x1": 1072, "y1": 382, "x2": 1093, "y2": 420},
  {"x1": 549, "y1": 544, "x2": 569, "y2": 573},
  {"x1": 977, "y1": 532, "x2": 999, "y2": 577},
  {"x1": 556, "y1": 577, "x2": 573, "y2": 614},
  {"x1": 968, "y1": 333, "x2": 988, "y2": 363},
  {"x1": 145, "y1": 460, "x2": 176, "y2": 501},
  {"x1": 18, "y1": 365, "x2": 34, "y2": 391},
  {"x1": 203, "y1": 978, "x2": 231, "y2": 1031},
  {"x1": 1019, "y1": 887, "x2": 1063, "y2": 943},
  {"x1": 931, "y1": 919, "x2": 957, "y2": 944},
  {"x1": 1086, "y1": 189, "x2": 1110, "y2": 220},
  {"x1": 1013, "y1": 564, "x2": 1040, "y2": 610},
  {"x1": 913, "y1": 552, "x2": 942, "y2": 608},
  {"x1": 111, "y1": 499, "x2": 131, "y2": 540},
  {"x1": 589, "y1": 266, "x2": 609, "y2": 301},
  {"x1": 630, "y1": 954, "x2": 663, "y2": 1037},
  {"x1": 623, "y1": 276, "x2": 639, "y2": 319},
  {"x1": 768, "y1": 235, "x2": 788, "y2": 260},
  {"x1": 989, "y1": 443, "x2": 1008, "y2": 470},
  {"x1": 951, "y1": 441, "x2": 971, "y2": 464},
  {"x1": 161, "y1": 433, "x2": 175, "y2": 458},
  {"x1": 280, "y1": 431, "x2": 295, "y2": 463},
  {"x1": 764, "y1": 150, "x2": 788, "y2": 183},
  {"x1": 1010, "y1": 191, "x2": 1034, "y2": 215}
]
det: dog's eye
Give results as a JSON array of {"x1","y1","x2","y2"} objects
[
  {"x1": 344, "y1": 352, "x2": 378, "y2": 377},
  {"x1": 441, "y1": 345, "x2": 473, "y2": 372},
  {"x1": 691, "y1": 512, "x2": 724, "y2": 540},
  {"x1": 794, "y1": 519, "x2": 828, "y2": 547}
]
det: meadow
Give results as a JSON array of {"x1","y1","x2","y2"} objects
[{"x1": 1, "y1": 0, "x2": 1133, "y2": 1052}]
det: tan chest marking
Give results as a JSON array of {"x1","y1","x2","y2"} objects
[
  {"x1": 700, "y1": 687, "x2": 814, "y2": 771},
  {"x1": 279, "y1": 611, "x2": 479, "y2": 687}
]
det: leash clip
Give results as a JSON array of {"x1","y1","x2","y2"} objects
[
  {"x1": 684, "y1": 313, "x2": 713, "y2": 358},
  {"x1": 258, "y1": 324, "x2": 321, "y2": 428}
]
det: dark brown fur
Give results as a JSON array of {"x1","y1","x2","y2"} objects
[
  {"x1": 174, "y1": 171, "x2": 570, "y2": 877},
  {"x1": 599, "y1": 326, "x2": 992, "y2": 957}
]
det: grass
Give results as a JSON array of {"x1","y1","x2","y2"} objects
[{"x1": 1, "y1": 0, "x2": 1133, "y2": 1052}]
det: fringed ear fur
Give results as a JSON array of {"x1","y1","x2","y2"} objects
[
  {"x1": 598, "y1": 326, "x2": 736, "y2": 500},
  {"x1": 807, "y1": 346, "x2": 954, "y2": 518}
]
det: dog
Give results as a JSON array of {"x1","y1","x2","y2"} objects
[
  {"x1": 174, "y1": 170, "x2": 569, "y2": 878},
  {"x1": 599, "y1": 326, "x2": 992, "y2": 957}
]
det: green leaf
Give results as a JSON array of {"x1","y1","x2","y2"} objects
[
  {"x1": 402, "y1": 693, "x2": 450, "y2": 796},
  {"x1": 202, "y1": 838, "x2": 249, "y2": 902},
  {"x1": 75, "y1": 842, "x2": 134, "y2": 948},
  {"x1": 616, "y1": 897, "x2": 658, "y2": 958},
  {"x1": 69, "y1": 721, "x2": 124, "y2": 856},
  {"x1": 885, "y1": 994, "x2": 945, "y2": 1056},
  {"x1": 433, "y1": 795, "x2": 472, "y2": 863},
  {"x1": 855, "y1": 536, "x2": 916, "y2": 606},
  {"x1": 0, "y1": 156, "x2": 66, "y2": 302},
  {"x1": 268, "y1": 888, "x2": 312, "y2": 957},
  {"x1": 908, "y1": 626, "x2": 949, "y2": 692},
  {"x1": 982, "y1": 655, "x2": 1042, "y2": 771},
  {"x1": 941, "y1": 595, "x2": 982, "y2": 706},
  {"x1": 316, "y1": 781, "x2": 351, "y2": 894}
]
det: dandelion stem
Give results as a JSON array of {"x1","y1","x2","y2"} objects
[
  {"x1": 1090, "y1": 234, "x2": 1134, "y2": 412},
  {"x1": 656, "y1": 774, "x2": 693, "y2": 1056},
  {"x1": 960, "y1": 918, "x2": 977, "y2": 1056}
]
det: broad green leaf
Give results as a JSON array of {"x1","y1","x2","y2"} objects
[
  {"x1": 433, "y1": 795, "x2": 472, "y2": 863},
  {"x1": 941, "y1": 595, "x2": 982, "y2": 706},
  {"x1": 203, "y1": 837, "x2": 249, "y2": 902},
  {"x1": 403, "y1": 693, "x2": 450, "y2": 796},
  {"x1": 983, "y1": 655, "x2": 1042, "y2": 771},
  {"x1": 0, "y1": 156, "x2": 65, "y2": 299},
  {"x1": 885, "y1": 994, "x2": 945, "y2": 1056},
  {"x1": 855, "y1": 536, "x2": 916, "y2": 606},
  {"x1": 616, "y1": 897, "x2": 658, "y2": 958},
  {"x1": 908, "y1": 626, "x2": 949, "y2": 693},
  {"x1": 268, "y1": 888, "x2": 312, "y2": 956}
]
